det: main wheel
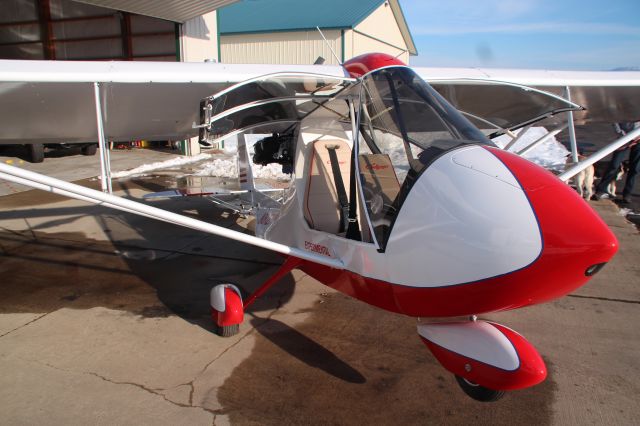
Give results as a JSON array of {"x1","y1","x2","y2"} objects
[
  {"x1": 455, "y1": 375, "x2": 505, "y2": 402},
  {"x1": 82, "y1": 144, "x2": 98, "y2": 156},
  {"x1": 217, "y1": 323, "x2": 239, "y2": 337},
  {"x1": 27, "y1": 143, "x2": 44, "y2": 163},
  {"x1": 210, "y1": 284, "x2": 243, "y2": 337}
]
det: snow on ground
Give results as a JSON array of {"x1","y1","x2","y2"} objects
[
  {"x1": 193, "y1": 134, "x2": 291, "y2": 181},
  {"x1": 191, "y1": 158, "x2": 290, "y2": 181},
  {"x1": 111, "y1": 153, "x2": 211, "y2": 178},
  {"x1": 493, "y1": 127, "x2": 569, "y2": 172},
  {"x1": 110, "y1": 134, "x2": 290, "y2": 181},
  {"x1": 110, "y1": 127, "x2": 569, "y2": 182}
]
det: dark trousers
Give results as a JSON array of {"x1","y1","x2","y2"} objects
[{"x1": 596, "y1": 144, "x2": 640, "y2": 198}]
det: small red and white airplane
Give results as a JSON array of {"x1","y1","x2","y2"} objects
[{"x1": 1, "y1": 52, "x2": 639, "y2": 402}]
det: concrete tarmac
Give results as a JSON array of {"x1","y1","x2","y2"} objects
[
  {"x1": 0, "y1": 168, "x2": 638, "y2": 424},
  {"x1": 0, "y1": 145, "x2": 183, "y2": 196}
]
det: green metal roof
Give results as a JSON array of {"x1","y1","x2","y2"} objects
[{"x1": 219, "y1": 0, "x2": 386, "y2": 34}]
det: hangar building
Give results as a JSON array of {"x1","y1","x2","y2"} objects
[
  {"x1": 0, "y1": 0, "x2": 237, "y2": 63},
  {"x1": 218, "y1": 0, "x2": 417, "y2": 65}
]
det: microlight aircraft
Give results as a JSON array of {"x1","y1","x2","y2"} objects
[{"x1": 0, "y1": 53, "x2": 639, "y2": 402}]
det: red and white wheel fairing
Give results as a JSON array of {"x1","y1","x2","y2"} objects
[{"x1": 418, "y1": 320, "x2": 547, "y2": 391}]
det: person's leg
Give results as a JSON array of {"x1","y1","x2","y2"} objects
[
  {"x1": 622, "y1": 145, "x2": 640, "y2": 200},
  {"x1": 596, "y1": 149, "x2": 627, "y2": 195}
]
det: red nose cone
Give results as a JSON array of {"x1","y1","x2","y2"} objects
[{"x1": 486, "y1": 147, "x2": 618, "y2": 305}]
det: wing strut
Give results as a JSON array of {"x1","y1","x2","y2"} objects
[
  {"x1": 93, "y1": 82, "x2": 112, "y2": 194},
  {"x1": 0, "y1": 162, "x2": 345, "y2": 270},
  {"x1": 559, "y1": 126, "x2": 640, "y2": 182},
  {"x1": 564, "y1": 86, "x2": 579, "y2": 163}
]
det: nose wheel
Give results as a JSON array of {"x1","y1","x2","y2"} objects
[{"x1": 455, "y1": 375, "x2": 505, "y2": 402}]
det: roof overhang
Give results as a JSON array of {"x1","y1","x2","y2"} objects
[
  {"x1": 72, "y1": 0, "x2": 239, "y2": 23},
  {"x1": 388, "y1": 0, "x2": 417, "y2": 55}
]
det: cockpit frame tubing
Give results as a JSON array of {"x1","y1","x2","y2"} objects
[
  {"x1": 354, "y1": 81, "x2": 383, "y2": 250},
  {"x1": 208, "y1": 72, "x2": 356, "y2": 101}
]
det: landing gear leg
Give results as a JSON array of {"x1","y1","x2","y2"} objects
[{"x1": 210, "y1": 256, "x2": 302, "y2": 337}]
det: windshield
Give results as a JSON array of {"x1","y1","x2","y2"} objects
[{"x1": 358, "y1": 67, "x2": 491, "y2": 249}]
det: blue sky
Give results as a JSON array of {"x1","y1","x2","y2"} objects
[{"x1": 401, "y1": 0, "x2": 640, "y2": 70}]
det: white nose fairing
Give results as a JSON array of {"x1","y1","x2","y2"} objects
[{"x1": 385, "y1": 145, "x2": 542, "y2": 287}]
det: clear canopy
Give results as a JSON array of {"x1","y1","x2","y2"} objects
[{"x1": 357, "y1": 67, "x2": 491, "y2": 249}]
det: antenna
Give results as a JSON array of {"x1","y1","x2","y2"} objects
[
  {"x1": 394, "y1": 49, "x2": 408, "y2": 59},
  {"x1": 316, "y1": 26, "x2": 342, "y2": 65}
]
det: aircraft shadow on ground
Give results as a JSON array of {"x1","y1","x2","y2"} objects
[
  {"x1": 0, "y1": 194, "x2": 295, "y2": 333},
  {"x1": 0, "y1": 184, "x2": 369, "y2": 388},
  {"x1": 249, "y1": 316, "x2": 366, "y2": 384},
  {"x1": 0, "y1": 188, "x2": 561, "y2": 420}
]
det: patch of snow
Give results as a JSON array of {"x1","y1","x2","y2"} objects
[
  {"x1": 111, "y1": 127, "x2": 572, "y2": 184},
  {"x1": 192, "y1": 158, "x2": 237, "y2": 178},
  {"x1": 191, "y1": 158, "x2": 290, "y2": 181},
  {"x1": 493, "y1": 127, "x2": 569, "y2": 172},
  {"x1": 190, "y1": 133, "x2": 291, "y2": 181},
  {"x1": 111, "y1": 153, "x2": 211, "y2": 178}
]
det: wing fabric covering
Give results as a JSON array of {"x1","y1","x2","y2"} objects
[
  {"x1": 0, "y1": 60, "x2": 349, "y2": 144},
  {"x1": 417, "y1": 67, "x2": 640, "y2": 126}
]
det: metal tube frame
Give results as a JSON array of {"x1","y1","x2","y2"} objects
[
  {"x1": 558, "y1": 127, "x2": 640, "y2": 182},
  {"x1": 565, "y1": 86, "x2": 579, "y2": 163},
  {"x1": 503, "y1": 124, "x2": 532, "y2": 151},
  {"x1": 516, "y1": 123, "x2": 568, "y2": 156},
  {"x1": 93, "y1": 82, "x2": 112, "y2": 193}
]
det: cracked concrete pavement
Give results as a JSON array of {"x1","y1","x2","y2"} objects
[
  {"x1": 0, "y1": 171, "x2": 324, "y2": 425},
  {"x1": 0, "y1": 161, "x2": 639, "y2": 425}
]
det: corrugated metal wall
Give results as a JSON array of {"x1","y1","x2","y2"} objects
[
  {"x1": 220, "y1": 29, "x2": 342, "y2": 65},
  {"x1": 181, "y1": 11, "x2": 218, "y2": 62},
  {"x1": 0, "y1": 0, "x2": 177, "y2": 61}
]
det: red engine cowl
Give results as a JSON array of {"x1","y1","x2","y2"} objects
[{"x1": 343, "y1": 52, "x2": 406, "y2": 78}]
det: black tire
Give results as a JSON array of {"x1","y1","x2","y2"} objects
[
  {"x1": 216, "y1": 323, "x2": 239, "y2": 338},
  {"x1": 81, "y1": 144, "x2": 98, "y2": 156},
  {"x1": 27, "y1": 143, "x2": 44, "y2": 163},
  {"x1": 455, "y1": 375, "x2": 505, "y2": 402}
]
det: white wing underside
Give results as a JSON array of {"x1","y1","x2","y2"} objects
[
  {"x1": 416, "y1": 67, "x2": 640, "y2": 124},
  {"x1": 0, "y1": 60, "x2": 349, "y2": 144},
  {"x1": 1, "y1": 59, "x2": 639, "y2": 144}
]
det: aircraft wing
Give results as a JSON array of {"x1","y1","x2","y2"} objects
[
  {"x1": 416, "y1": 67, "x2": 640, "y2": 126},
  {"x1": 2, "y1": 59, "x2": 638, "y2": 144},
  {"x1": 0, "y1": 60, "x2": 349, "y2": 144}
]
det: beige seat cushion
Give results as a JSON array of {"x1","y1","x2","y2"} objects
[{"x1": 304, "y1": 140, "x2": 351, "y2": 234}]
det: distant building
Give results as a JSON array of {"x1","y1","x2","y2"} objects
[
  {"x1": 0, "y1": 0, "x2": 238, "y2": 63},
  {"x1": 218, "y1": 0, "x2": 417, "y2": 65}
]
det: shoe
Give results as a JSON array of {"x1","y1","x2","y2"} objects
[
  {"x1": 620, "y1": 197, "x2": 631, "y2": 205},
  {"x1": 595, "y1": 192, "x2": 610, "y2": 200}
]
